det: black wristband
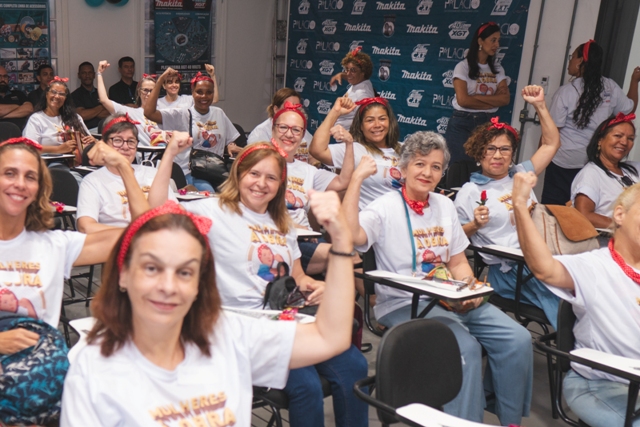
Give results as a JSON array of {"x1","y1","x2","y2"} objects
[{"x1": 328, "y1": 247, "x2": 356, "y2": 257}]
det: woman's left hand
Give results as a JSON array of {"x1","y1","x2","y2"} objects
[
  {"x1": 330, "y1": 124, "x2": 353, "y2": 144},
  {"x1": 300, "y1": 278, "x2": 325, "y2": 306},
  {"x1": 81, "y1": 134, "x2": 97, "y2": 146},
  {"x1": 473, "y1": 205, "x2": 490, "y2": 228},
  {"x1": 88, "y1": 140, "x2": 127, "y2": 168},
  {"x1": 448, "y1": 296, "x2": 483, "y2": 314},
  {"x1": 521, "y1": 85, "x2": 545, "y2": 108}
]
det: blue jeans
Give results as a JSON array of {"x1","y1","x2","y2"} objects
[
  {"x1": 185, "y1": 173, "x2": 215, "y2": 192},
  {"x1": 378, "y1": 302, "x2": 532, "y2": 425},
  {"x1": 564, "y1": 369, "x2": 640, "y2": 427},
  {"x1": 284, "y1": 344, "x2": 369, "y2": 427},
  {"x1": 488, "y1": 264, "x2": 560, "y2": 329},
  {"x1": 444, "y1": 110, "x2": 493, "y2": 166}
]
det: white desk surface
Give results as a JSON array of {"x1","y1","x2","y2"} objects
[
  {"x1": 396, "y1": 403, "x2": 501, "y2": 427},
  {"x1": 571, "y1": 348, "x2": 640, "y2": 379},
  {"x1": 296, "y1": 228, "x2": 322, "y2": 237},
  {"x1": 482, "y1": 244, "x2": 524, "y2": 258}
]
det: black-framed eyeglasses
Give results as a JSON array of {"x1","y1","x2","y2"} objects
[
  {"x1": 285, "y1": 286, "x2": 308, "y2": 308},
  {"x1": 109, "y1": 137, "x2": 138, "y2": 149},
  {"x1": 619, "y1": 175, "x2": 636, "y2": 188},
  {"x1": 484, "y1": 146, "x2": 513, "y2": 156}
]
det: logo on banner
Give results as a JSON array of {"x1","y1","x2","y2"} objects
[
  {"x1": 402, "y1": 70, "x2": 432, "y2": 81},
  {"x1": 318, "y1": 0, "x2": 344, "y2": 10},
  {"x1": 352, "y1": 0, "x2": 366, "y2": 14},
  {"x1": 383, "y1": 16, "x2": 396, "y2": 37},
  {"x1": 444, "y1": 0, "x2": 480, "y2": 10},
  {"x1": 298, "y1": 0, "x2": 310, "y2": 14},
  {"x1": 412, "y1": 44, "x2": 428, "y2": 62},
  {"x1": 397, "y1": 114, "x2": 427, "y2": 127},
  {"x1": 345, "y1": 22, "x2": 372, "y2": 32},
  {"x1": 379, "y1": 90, "x2": 397, "y2": 100},
  {"x1": 407, "y1": 90, "x2": 424, "y2": 107},
  {"x1": 437, "y1": 117, "x2": 449, "y2": 134},
  {"x1": 500, "y1": 23, "x2": 520, "y2": 36},
  {"x1": 297, "y1": 39, "x2": 308, "y2": 54},
  {"x1": 491, "y1": 0, "x2": 512, "y2": 15},
  {"x1": 372, "y1": 46, "x2": 401, "y2": 56},
  {"x1": 349, "y1": 40, "x2": 364, "y2": 50},
  {"x1": 310, "y1": 119, "x2": 319, "y2": 130},
  {"x1": 290, "y1": 59, "x2": 314, "y2": 70},
  {"x1": 294, "y1": 77, "x2": 307, "y2": 92},
  {"x1": 438, "y1": 46, "x2": 468, "y2": 61},
  {"x1": 317, "y1": 41, "x2": 341, "y2": 51},
  {"x1": 495, "y1": 47, "x2": 507, "y2": 66},
  {"x1": 303, "y1": 99, "x2": 311, "y2": 108},
  {"x1": 319, "y1": 60, "x2": 335, "y2": 75},
  {"x1": 432, "y1": 93, "x2": 454, "y2": 108},
  {"x1": 313, "y1": 80, "x2": 338, "y2": 93},
  {"x1": 417, "y1": 0, "x2": 433, "y2": 14},
  {"x1": 449, "y1": 21, "x2": 472, "y2": 39},
  {"x1": 376, "y1": 1, "x2": 406, "y2": 10},
  {"x1": 406, "y1": 24, "x2": 438, "y2": 34},
  {"x1": 442, "y1": 70, "x2": 454, "y2": 88},
  {"x1": 292, "y1": 20, "x2": 317, "y2": 30},
  {"x1": 323, "y1": 19, "x2": 338, "y2": 34},
  {"x1": 317, "y1": 100, "x2": 332, "y2": 114},
  {"x1": 379, "y1": 60, "x2": 391, "y2": 81}
]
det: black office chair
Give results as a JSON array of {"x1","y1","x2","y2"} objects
[
  {"x1": 97, "y1": 118, "x2": 107, "y2": 135},
  {"x1": 171, "y1": 162, "x2": 187, "y2": 189},
  {"x1": 233, "y1": 123, "x2": 248, "y2": 148},
  {"x1": 354, "y1": 247, "x2": 383, "y2": 337},
  {"x1": 354, "y1": 318, "x2": 462, "y2": 425},
  {"x1": 442, "y1": 160, "x2": 481, "y2": 199},
  {"x1": 0, "y1": 122, "x2": 21, "y2": 142}
]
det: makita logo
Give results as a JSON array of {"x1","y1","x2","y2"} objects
[
  {"x1": 318, "y1": 0, "x2": 344, "y2": 9},
  {"x1": 442, "y1": 70, "x2": 454, "y2": 88},
  {"x1": 319, "y1": 60, "x2": 335, "y2": 75},
  {"x1": 406, "y1": 24, "x2": 438, "y2": 34},
  {"x1": 323, "y1": 19, "x2": 338, "y2": 34},
  {"x1": 317, "y1": 100, "x2": 332, "y2": 114},
  {"x1": 313, "y1": 80, "x2": 338, "y2": 92},
  {"x1": 500, "y1": 23, "x2": 520, "y2": 36},
  {"x1": 317, "y1": 41, "x2": 340, "y2": 51},
  {"x1": 294, "y1": 77, "x2": 307, "y2": 92},
  {"x1": 412, "y1": 44, "x2": 428, "y2": 62},
  {"x1": 449, "y1": 21, "x2": 472, "y2": 40},
  {"x1": 376, "y1": 1, "x2": 405, "y2": 10},
  {"x1": 349, "y1": 40, "x2": 364, "y2": 50},
  {"x1": 352, "y1": 0, "x2": 366, "y2": 14},
  {"x1": 290, "y1": 59, "x2": 314, "y2": 70},
  {"x1": 344, "y1": 23, "x2": 372, "y2": 32},
  {"x1": 491, "y1": 0, "x2": 511, "y2": 15},
  {"x1": 444, "y1": 0, "x2": 480, "y2": 10},
  {"x1": 297, "y1": 39, "x2": 308, "y2": 54},
  {"x1": 155, "y1": 0, "x2": 183, "y2": 6},
  {"x1": 292, "y1": 20, "x2": 316, "y2": 30},
  {"x1": 437, "y1": 117, "x2": 449, "y2": 134},
  {"x1": 397, "y1": 114, "x2": 427, "y2": 126},
  {"x1": 416, "y1": 0, "x2": 432, "y2": 14},
  {"x1": 439, "y1": 46, "x2": 468, "y2": 60},
  {"x1": 407, "y1": 90, "x2": 424, "y2": 107},
  {"x1": 401, "y1": 70, "x2": 432, "y2": 81},
  {"x1": 298, "y1": 0, "x2": 310, "y2": 14},
  {"x1": 432, "y1": 93, "x2": 454, "y2": 108},
  {"x1": 379, "y1": 90, "x2": 397, "y2": 100},
  {"x1": 372, "y1": 46, "x2": 401, "y2": 56}
]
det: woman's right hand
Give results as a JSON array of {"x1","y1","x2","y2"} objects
[
  {"x1": 331, "y1": 95, "x2": 356, "y2": 116},
  {"x1": 329, "y1": 73, "x2": 345, "y2": 86},
  {"x1": 98, "y1": 60, "x2": 110, "y2": 74},
  {"x1": 308, "y1": 190, "x2": 350, "y2": 243},
  {"x1": 166, "y1": 131, "x2": 192, "y2": 158},
  {"x1": 329, "y1": 125, "x2": 353, "y2": 144},
  {"x1": 512, "y1": 172, "x2": 537, "y2": 209},
  {"x1": 160, "y1": 67, "x2": 179, "y2": 82},
  {"x1": 521, "y1": 85, "x2": 545, "y2": 109},
  {"x1": 473, "y1": 205, "x2": 490, "y2": 228},
  {"x1": 59, "y1": 139, "x2": 78, "y2": 154},
  {"x1": 0, "y1": 328, "x2": 39, "y2": 355},
  {"x1": 354, "y1": 155, "x2": 377, "y2": 181}
]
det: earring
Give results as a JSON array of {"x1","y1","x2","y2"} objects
[
  {"x1": 476, "y1": 161, "x2": 481, "y2": 166},
  {"x1": 478, "y1": 45, "x2": 482, "y2": 51},
  {"x1": 119, "y1": 286, "x2": 127, "y2": 293},
  {"x1": 597, "y1": 144, "x2": 601, "y2": 153},
  {"x1": 510, "y1": 161, "x2": 515, "y2": 168}
]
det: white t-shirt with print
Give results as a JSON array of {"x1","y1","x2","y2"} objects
[
  {"x1": 550, "y1": 248, "x2": 640, "y2": 383},
  {"x1": 76, "y1": 165, "x2": 178, "y2": 228},
  {"x1": 161, "y1": 107, "x2": 240, "y2": 175},
  {"x1": 112, "y1": 101, "x2": 160, "y2": 148},
  {"x1": 61, "y1": 311, "x2": 296, "y2": 427},
  {"x1": 157, "y1": 95, "x2": 194, "y2": 110},
  {"x1": 356, "y1": 191, "x2": 470, "y2": 319},
  {"x1": 549, "y1": 77, "x2": 634, "y2": 168},
  {"x1": 334, "y1": 79, "x2": 376, "y2": 130},
  {"x1": 571, "y1": 161, "x2": 640, "y2": 218},
  {"x1": 183, "y1": 198, "x2": 301, "y2": 309},
  {"x1": 23, "y1": 111, "x2": 90, "y2": 147},
  {"x1": 0, "y1": 229, "x2": 85, "y2": 326},
  {"x1": 451, "y1": 60, "x2": 508, "y2": 113},
  {"x1": 247, "y1": 118, "x2": 314, "y2": 163},
  {"x1": 286, "y1": 159, "x2": 336, "y2": 228},
  {"x1": 329, "y1": 142, "x2": 400, "y2": 210},
  {"x1": 455, "y1": 163, "x2": 536, "y2": 266}
]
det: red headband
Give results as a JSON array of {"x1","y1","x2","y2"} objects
[
  {"x1": 606, "y1": 112, "x2": 636, "y2": 128},
  {"x1": 142, "y1": 73, "x2": 157, "y2": 80},
  {"x1": 356, "y1": 97, "x2": 388, "y2": 116},
  {"x1": 488, "y1": 117, "x2": 519, "y2": 140},
  {"x1": 190, "y1": 72, "x2": 214, "y2": 88},
  {"x1": 349, "y1": 46, "x2": 364, "y2": 67},
  {"x1": 102, "y1": 113, "x2": 141, "y2": 135},
  {"x1": 272, "y1": 101, "x2": 307, "y2": 129},
  {"x1": 49, "y1": 76, "x2": 68, "y2": 85},
  {"x1": 0, "y1": 137, "x2": 42, "y2": 150},
  {"x1": 583, "y1": 39, "x2": 595, "y2": 62},
  {"x1": 477, "y1": 22, "x2": 497, "y2": 37},
  {"x1": 117, "y1": 201, "x2": 212, "y2": 272},
  {"x1": 237, "y1": 143, "x2": 287, "y2": 182}
]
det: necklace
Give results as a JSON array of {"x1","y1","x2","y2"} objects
[{"x1": 608, "y1": 238, "x2": 640, "y2": 285}]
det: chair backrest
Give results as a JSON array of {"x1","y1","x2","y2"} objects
[
  {"x1": 362, "y1": 247, "x2": 377, "y2": 295},
  {"x1": 233, "y1": 123, "x2": 248, "y2": 148},
  {"x1": 97, "y1": 118, "x2": 107, "y2": 135},
  {"x1": 171, "y1": 162, "x2": 188, "y2": 189},
  {"x1": 445, "y1": 160, "x2": 481, "y2": 190},
  {"x1": 0, "y1": 122, "x2": 22, "y2": 142},
  {"x1": 376, "y1": 318, "x2": 462, "y2": 424},
  {"x1": 556, "y1": 300, "x2": 578, "y2": 372},
  {"x1": 49, "y1": 168, "x2": 80, "y2": 207}
]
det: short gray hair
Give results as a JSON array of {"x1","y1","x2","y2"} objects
[{"x1": 398, "y1": 131, "x2": 450, "y2": 171}]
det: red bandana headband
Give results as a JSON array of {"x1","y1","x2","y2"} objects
[
  {"x1": 237, "y1": 143, "x2": 287, "y2": 182},
  {"x1": 488, "y1": 117, "x2": 519, "y2": 141},
  {"x1": 349, "y1": 46, "x2": 364, "y2": 67},
  {"x1": 190, "y1": 72, "x2": 214, "y2": 88},
  {"x1": 49, "y1": 76, "x2": 69, "y2": 85},
  {"x1": 272, "y1": 101, "x2": 307, "y2": 129},
  {"x1": 583, "y1": 39, "x2": 595, "y2": 62},
  {"x1": 0, "y1": 137, "x2": 42, "y2": 151},
  {"x1": 142, "y1": 73, "x2": 157, "y2": 80},
  {"x1": 117, "y1": 201, "x2": 212, "y2": 272},
  {"x1": 355, "y1": 97, "x2": 388, "y2": 116},
  {"x1": 606, "y1": 112, "x2": 636, "y2": 129},
  {"x1": 477, "y1": 22, "x2": 497, "y2": 36},
  {"x1": 102, "y1": 113, "x2": 141, "y2": 135}
]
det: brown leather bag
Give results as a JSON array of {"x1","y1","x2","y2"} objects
[{"x1": 530, "y1": 204, "x2": 599, "y2": 255}]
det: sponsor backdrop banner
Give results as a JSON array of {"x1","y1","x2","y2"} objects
[
  {"x1": 0, "y1": 0, "x2": 50, "y2": 93},
  {"x1": 286, "y1": 0, "x2": 530, "y2": 139}
]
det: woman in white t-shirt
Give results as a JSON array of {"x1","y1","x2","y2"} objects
[
  {"x1": 61, "y1": 189, "x2": 358, "y2": 426},
  {"x1": 514, "y1": 173, "x2": 640, "y2": 427},
  {"x1": 156, "y1": 65, "x2": 218, "y2": 110},
  {"x1": 543, "y1": 40, "x2": 640, "y2": 205},
  {"x1": 572, "y1": 113, "x2": 639, "y2": 229},
  {"x1": 310, "y1": 96, "x2": 401, "y2": 210},
  {"x1": 444, "y1": 22, "x2": 510, "y2": 167},
  {"x1": 454, "y1": 85, "x2": 561, "y2": 327},
  {"x1": 344, "y1": 131, "x2": 533, "y2": 426}
]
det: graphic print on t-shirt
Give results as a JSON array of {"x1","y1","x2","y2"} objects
[
  {"x1": 196, "y1": 120, "x2": 219, "y2": 149},
  {"x1": 497, "y1": 192, "x2": 516, "y2": 226},
  {"x1": 0, "y1": 260, "x2": 43, "y2": 319},
  {"x1": 247, "y1": 224, "x2": 292, "y2": 282},
  {"x1": 413, "y1": 226, "x2": 449, "y2": 275},
  {"x1": 114, "y1": 184, "x2": 151, "y2": 219},
  {"x1": 286, "y1": 176, "x2": 307, "y2": 210},
  {"x1": 148, "y1": 391, "x2": 236, "y2": 426},
  {"x1": 475, "y1": 72, "x2": 498, "y2": 95},
  {"x1": 380, "y1": 154, "x2": 400, "y2": 189},
  {"x1": 294, "y1": 141, "x2": 310, "y2": 163}
]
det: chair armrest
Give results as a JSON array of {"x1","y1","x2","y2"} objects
[
  {"x1": 570, "y1": 349, "x2": 640, "y2": 383},
  {"x1": 353, "y1": 376, "x2": 397, "y2": 419}
]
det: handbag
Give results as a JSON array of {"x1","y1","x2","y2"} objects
[
  {"x1": 530, "y1": 203, "x2": 599, "y2": 255},
  {"x1": 262, "y1": 262, "x2": 318, "y2": 316},
  {"x1": 186, "y1": 110, "x2": 230, "y2": 190}
]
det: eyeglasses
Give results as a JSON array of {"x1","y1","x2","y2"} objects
[
  {"x1": 344, "y1": 67, "x2": 361, "y2": 74},
  {"x1": 140, "y1": 88, "x2": 153, "y2": 95},
  {"x1": 619, "y1": 175, "x2": 636, "y2": 188},
  {"x1": 484, "y1": 145, "x2": 513, "y2": 156},
  {"x1": 0, "y1": 74, "x2": 9, "y2": 81},
  {"x1": 109, "y1": 137, "x2": 138, "y2": 149},
  {"x1": 275, "y1": 124, "x2": 304, "y2": 137},
  {"x1": 285, "y1": 285, "x2": 309, "y2": 308},
  {"x1": 49, "y1": 89, "x2": 67, "y2": 98}
]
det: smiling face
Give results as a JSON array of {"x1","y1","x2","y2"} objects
[
  {"x1": 360, "y1": 105, "x2": 390, "y2": 148},
  {"x1": 401, "y1": 150, "x2": 445, "y2": 200},
  {"x1": 273, "y1": 111, "x2": 305, "y2": 161},
  {"x1": 45, "y1": 82, "x2": 67, "y2": 112},
  {"x1": 344, "y1": 60, "x2": 365, "y2": 86},
  {"x1": 599, "y1": 123, "x2": 635, "y2": 165},
  {"x1": 163, "y1": 75, "x2": 181, "y2": 97},
  {"x1": 239, "y1": 156, "x2": 281, "y2": 214},
  {"x1": 479, "y1": 31, "x2": 500, "y2": 57},
  {"x1": 0, "y1": 148, "x2": 39, "y2": 222},
  {"x1": 479, "y1": 134, "x2": 514, "y2": 180},
  {"x1": 106, "y1": 128, "x2": 138, "y2": 164},
  {"x1": 192, "y1": 81, "x2": 214, "y2": 114}
]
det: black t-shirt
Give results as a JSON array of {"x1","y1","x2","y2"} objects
[
  {"x1": 108, "y1": 79, "x2": 138, "y2": 105},
  {"x1": 0, "y1": 88, "x2": 31, "y2": 130},
  {"x1": 27, "y1": 86, "x2": 45, "y2": 107},
  {"x1": 71, "y1": 85, "x2": 102, "y2": 129}
]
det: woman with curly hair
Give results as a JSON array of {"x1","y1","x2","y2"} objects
[
  {"x1": 543, "y1": 40, "x2": 640, "y2": 205},
  {"x1": 444, "y1": 22, "x2": 511, "y2": 166},
  {"x1": 453, "y1": 85, "x2": 561, "y2": 326}
]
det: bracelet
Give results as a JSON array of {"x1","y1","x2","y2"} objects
[
  {"x1": 96, "y1": 72, "x2": 102, "y2": 76},
  {"x1": 329, "y1": 247, "x2": 356, "y2": 257}
]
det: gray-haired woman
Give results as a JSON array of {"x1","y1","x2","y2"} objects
[{"x1": 343, "y1": 131, "x2": 533, "y2": 426}]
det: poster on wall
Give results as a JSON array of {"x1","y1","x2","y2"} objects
[
  {"x1": 0, "y1": 0, "x2": 50, "y2": 93},
  {"x1": 285, "y1": 0, "x2": 530, "y2": 139},
  {"x1": 154, "y1": 0, "x2": 213, "y2": 83}
]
